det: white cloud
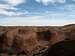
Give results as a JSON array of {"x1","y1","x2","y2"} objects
[
  {"x1": 0, "y1": 4, "x2": 17, "y2": 10},
  {"x1": 57, "y1": 0, "x2": 66, "y2": 3},
  {"x1": 4, "y1": 0, "x2": 25, "y2": 6},
  {"x1": 7, "y1": 11, "x2": 29, "y2": 16},
  {"x1": 0, "y1": 8, "x2": 29, "y2": 16},
  {"x1": 0, "y1": 9, "x2": 8, "y2": 15},
  {"x1": 36, "y1": 0, "x2": 55, "y2": 5},
  {"x1": 0, "y1": 4, "x2": 26, "y2": 16},
  {"x1": 0, "y1": 14, "x2": 75, "y2": 26},
  {"x1": 0, "y1": 0, "x2": 28, "y2": 16},
  {"x1": 35, "y1": 0, "x2": 66, "y2": 5},
  {"x1": 0, "y1": 12, "x2": 75, "y2": 26}
]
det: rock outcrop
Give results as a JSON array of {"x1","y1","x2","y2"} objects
[{"x1": 0, "y1": 24, "x2": 75, "y2": 56}]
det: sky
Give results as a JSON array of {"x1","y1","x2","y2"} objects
[{"x1": 0, "y1": 0, "x2": 75, "y2": 26}]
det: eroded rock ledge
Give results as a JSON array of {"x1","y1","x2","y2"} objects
[{"x1": 0, "y1": 24, "x2": 75, "y2": 56}]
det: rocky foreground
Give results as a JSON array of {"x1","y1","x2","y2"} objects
[{"x1": 0, "y1": 24, "x2": 75, "y2": 56}]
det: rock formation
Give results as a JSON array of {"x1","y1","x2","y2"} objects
[{"x1": 0, "y1": 24, "x2": 75, "y2": 56}]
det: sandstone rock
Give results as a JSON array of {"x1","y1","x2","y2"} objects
[{"x1": 0, "y1": 24, "x2": 74, "y2": 56}]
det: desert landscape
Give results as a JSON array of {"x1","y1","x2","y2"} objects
[
  {"x1": 0, "y1": 24, "x2": 75, "y2": 56},
  {"x1": 0, "y1": 0, "x2": 75, "y2": 56}
]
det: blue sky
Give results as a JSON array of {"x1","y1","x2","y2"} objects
[{"x1": 0, "y1": 0, "x2": 75, "y2": 26}]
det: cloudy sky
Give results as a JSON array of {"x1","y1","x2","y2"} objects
[{"x1": 0, "y1": 0, "x2": 75, "y2": 26}]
